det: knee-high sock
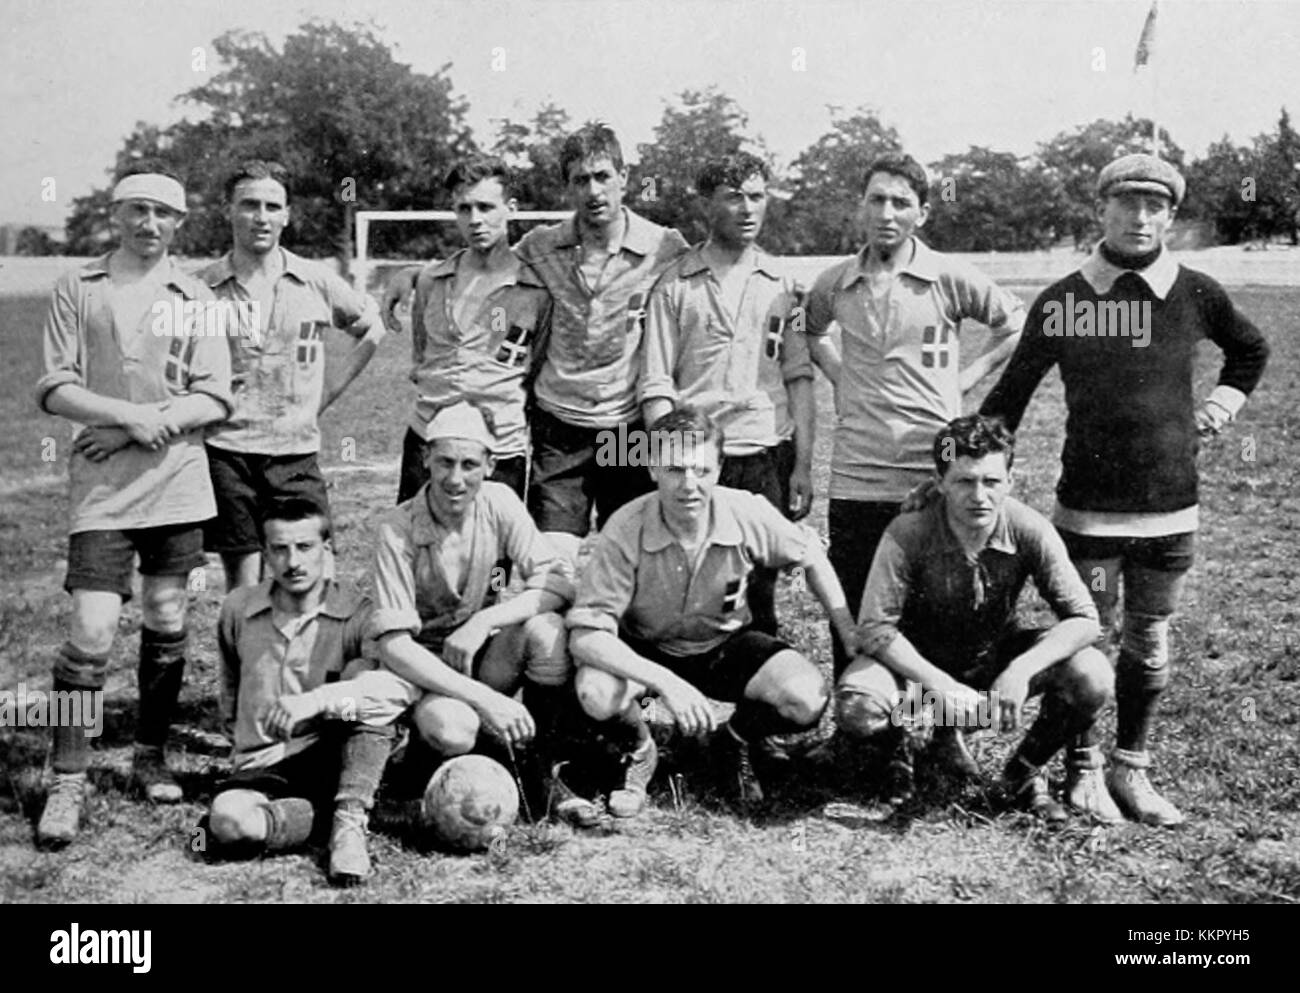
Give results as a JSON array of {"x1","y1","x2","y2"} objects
[
  {"x1": 335, "y1": 724, "x2": 395, "y2": 812},
  {"x1": 137, "y1": 627, "x2": 188, "y2": 748},
  {"x1": 52, "y1": 642, "x2": 108, "y2": 773},
  {"x1": 729, "y1": 696, "x2": 825, "y2": 743}
]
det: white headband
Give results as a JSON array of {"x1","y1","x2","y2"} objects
[{"x1": 111, "y1": 174, "x2": 187, "y2": 214}]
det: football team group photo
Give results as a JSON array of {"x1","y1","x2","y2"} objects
[{"x1": 1, "y1": 0, "x2": 1296, "y2": 908}]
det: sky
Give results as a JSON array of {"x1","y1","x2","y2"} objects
[{"x1": 2, "y1": 0, "x2": 1297, "y2": 229}]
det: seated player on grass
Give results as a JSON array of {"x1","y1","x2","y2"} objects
[
  {"x1": 835, "y1": 415, "x2": 1115, "y2": 822},
  {"x1": 567, "y1": 406, "x2": 859, "y2": 814},
  {"x1": 207, "y1": 497, "x2": 411, "y2": 887},
  {"x1": 366, "y1": 401, "x2": 592, "y2": 823}
]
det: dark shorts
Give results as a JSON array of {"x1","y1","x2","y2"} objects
[
  {"x1": 720, "y1": 438, "x2": 795, "y2": 518},
  {"x1": 65, "y1": 524, "x2": 206, "y2": 600},
  {"x1": 623, "y1": 628, "x2": 793, "y2": 703},
  {"x1": 215, "y1": 740, "x2": 339, "y2": 807},
  {"x1": 1058, "y1": 529, "x2": 1196, "y2": 574},
  {"x1": 204, "y1": 446, "x2": 331, "y2": 555},
  {"x1": 397, "y1": 427, "x2": 527, "y2": 504},
  {"x1": 528, "y1": 408, "x2": 654, "y2": 536}
]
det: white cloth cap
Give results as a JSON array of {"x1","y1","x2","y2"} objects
[{"x1": 419, "y1": 401, "x2": 496, "y2": 450}]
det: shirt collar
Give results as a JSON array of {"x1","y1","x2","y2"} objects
[
  {"x1": 555, "y1": 207, "x2": 658, "y2": 257},
  {"x1": 410, "y1": 484, "x2": 484, "y2": 546},
  {"x1": 838, "y1": 237, "x2": 938, "y2": 289},
  {"x1": 930, "y1": 496, "x2": 1017, "y2": 557},
  {"x1": 241, "y1": 577, "x2": 359, "y2": 620},
  {"x1": 81, "y1": 253, "x2": 202, "y2": 299},
  {"x1": 641, "y1": 490, "x2": 744, "y2": 553},
  {"x1": 678, "y1": 243, "x2": 781, "y2": 282},
  {"x1": 205, "y1": 248, "x2": 312, "y2": 289},
  {"x1": 425, "y1": 247, "x2": 541, "y2": 287},
  {"x1": 1079, "y1": 243, "x2": 1179, "y2": 300}
]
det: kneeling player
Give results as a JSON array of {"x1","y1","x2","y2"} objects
[
  {"x1": 208, "y1": 498, "x2": 408, "y2": 886},
  {"x1": 366, "y1": 402, "x2": 587, "y2": 818},
  {"x1": 836, "y1": 416, "x2": 1115, "y2": 821},
  {"x1": 568, "y1": 407, "x2": 859, "y2": 813}
]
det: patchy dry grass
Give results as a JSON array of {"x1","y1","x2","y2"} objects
[{"x1": 1, "y1": 279, "x2": 1298, "y2": 904}]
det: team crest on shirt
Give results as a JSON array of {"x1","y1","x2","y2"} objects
[
  {"x1": 921, "y1": 325, "x2": 952, "y2": 368},
  {"x1": 494, "y1": 324, "x2": 535, "y2": 367},
  {"x1": 625, "y1": 293, "x2": 647, "y2": 335},
  {"x1": 723, "y1": 575, "x2": 748, "y2": 613},
  {"x1": 764, "y1": 315, "x2": 784, "y2": 360},
  {"x1": 164, "y1": 335, "x2": 197, "y2": 389},
  {"x1": 296, "y1": 321, "x2": 327, "y2": 366}
]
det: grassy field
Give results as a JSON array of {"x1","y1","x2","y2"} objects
[{"x1": 1, "y1": 279, "x2": 1298, "y2": 904}]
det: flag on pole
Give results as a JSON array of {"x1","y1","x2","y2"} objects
[{"x1": 1134, "y1": 1, "x2": 1158, "y2": 71}]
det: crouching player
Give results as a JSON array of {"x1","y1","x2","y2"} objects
[
  {"x1": 366, "y1": 402, "x2": 590, "y2": 821},
  {"x1": 568, "y1": 407, "x2": 859, "y2": 813},
  {"x1": 208, "y1": 498, "x2": 407, "y2": 886},
  {"x1": 835, "y1": 416, "x2": 1114, "y2": 821}
]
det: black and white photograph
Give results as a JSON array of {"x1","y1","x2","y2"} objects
[{"x1": 0, "y1": 0, "x2": 1295, "y2": 927}]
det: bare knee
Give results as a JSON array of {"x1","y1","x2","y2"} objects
[
  {"x1": 209, "y1": 791, "x2": 266, "y2": 844},
  {"x1": 1061, "y1": 647, "x2": 1114, "y2": 712},
  {"x1": 413, "y1": 696, "x2": 479, "y2": 755},
  {"x1": 140, "y1": 579, "x2": 187, "y2": 633},
  {"x1": 575, "y1": 666, "x2": 633, "y2": 722},
  {"x1": 771, "y1": 669, "x2": 829, "y2": 728}
]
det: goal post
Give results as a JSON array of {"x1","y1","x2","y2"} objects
[{"x1": 353, "y1": 210, "x2": 570, "y2": 293}]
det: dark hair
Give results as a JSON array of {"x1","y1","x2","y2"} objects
[
  {"x1": 560, "y1": 122, "x2": 624, "y2": 182},
  {"x1": 647, "y1": 405, "x2": 725, "y2": 461},
  {"x1": 696, "y1": 151, "x2": 771, "y2": 198},
  {"x1": 261, "y1": 496, "x2": 331, "y2": 541},
  {"x1": 933, "y1": 415, "x2": 1015, "y2": 477},
  {"x1": 863, "y1": 153, "x2": 929, "y2": 206},
  {"x1": 224, "y1": 160, "x2": 291, "y2": 202},
  {"x1": 443, "y1": 154, "x2": 515, "y2": 200}
]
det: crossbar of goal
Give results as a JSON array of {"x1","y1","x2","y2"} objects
[{"x1": 354, "y1": 209, "x2": 570, "y2": 292}]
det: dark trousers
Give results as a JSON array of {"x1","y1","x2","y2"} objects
[
  {"x1": 828, "y1": 498, "x2": 902, "y2": 678},
  {"x1": 720, "y1": 439, "x2": 796, "y2": 635}
]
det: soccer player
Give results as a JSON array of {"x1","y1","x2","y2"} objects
[
  {"x1": 367, "y1": 402, "x2": 591, "y2": 822},
  {"x1": 568, "y1": 407, "x2": 859, "y2": 814},
  {"x1": 208, "y1": 497, "x2": 404, "y2": 886},
  {"x1": 640, "y1": 152, "x2": 815, "y2": 634},
  {"x1": 201, "y1": 160, "x2": 384, "y2": 591},
  {"x1": 837, "y1": 415, "x2": 1114, "y2": 820},
  {"x1": 396, "y1": 155, "x2": 552, "y2": 503},
  {"x1": 980, "y1": 154, "x2": 1269, "y2": 826},
  {"x1": 514, "y1": 123, "x2": 689, "y2": 562},
  {"x1": 804, "y1": 153, "x2": 1026, "y2": 681},
  {"x1": 35, "y1": 168, "x2": 233, "y2": 846}
]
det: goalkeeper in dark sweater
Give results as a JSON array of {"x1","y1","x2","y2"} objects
[{"x1": 980, "y1": 153, "x2": 1269, "y2": 827}]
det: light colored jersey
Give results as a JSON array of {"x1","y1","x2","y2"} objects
[
  {"x1": 567, "y1": 486, "x2": 814, "y2": 657},
  {"x1": 36, "y1": 255, "x2": 233, "y2": 533},
  {"x1": 409, "y1": 249, "x2": 551, "y2": 457},
  {"x1": 515, "y1": 209, "x2": 688, "y2": 428},
  {"x1": 640, "y1": 245, "x2": 812, "y2": 455},
  {"x1": 367, "y1": 481, "x2": 574, "y2": 652},
  {"x1": 805, "y1": 238, "x2": 1024, "y2": 502},
  {"x1": 202, "y1": 249, "x2": 378, "y2": 455}
]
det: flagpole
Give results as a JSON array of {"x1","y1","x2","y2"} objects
[{"x1": 1135, "y1": 0, "x2": 1160, "y2": 157}]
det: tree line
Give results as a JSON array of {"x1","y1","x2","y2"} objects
[{"x1": 21, "y1": 21, "x2": 1299, "y2": 259}]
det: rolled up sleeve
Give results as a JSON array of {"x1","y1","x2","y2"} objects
[
  {"x1": 638, "y1": 277, "x2": 679, "y2": 405},
  {"x1": 566, "y1": 529, "x2": 637, "y2": 636},
  {"x1": 780, "y1": 290, "x2": 814, "y2": 382},
  {"x1": 366, "y1": 513, "x2": 424, "y2": 641},
  {"x1": 495, "y1": 490, "x2": 575, "y2": 603},
  {"x1": 741, "y1": 493, "x2": 813, "y2": 570},
  {"x1": 185, "y1": 313, "x2": 235, "y2": 415},
  {"x1": 857, "y1": 531, "x2": 912, "y2": 657},
  {"x1": 36, "y1": 275, "x2": 85, "y2": 412}
]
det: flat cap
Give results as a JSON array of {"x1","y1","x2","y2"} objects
[{"x1": 1097, "y1": 153, "x2": 1185, "y2": 206}]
